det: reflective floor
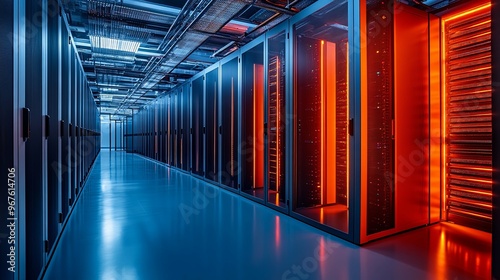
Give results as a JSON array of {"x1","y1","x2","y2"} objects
[
  {"x1": 296, "y1": 205, "x2": 349, "y2": 233},
  {"x1": 43, "y1": 151, "x2": 492, "y2": 280}
]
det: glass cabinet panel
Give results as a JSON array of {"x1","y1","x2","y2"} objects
[
  {"x1": 293, "y1": 0, "x2": 349, "y2": 233},
  {"x1": 181, "y1": 84, "x2": 190, "y2": 171},
  {"x1": 206, "y1": 68, "x2": 219, "y2": 182},
  {"x1": 268, "y1": 31, "x2": 287, "y2": 208},
  {"x1": 241, "y1": 43, "x2": 265, "y2": 199},
  {"x1": 191, "y1": 77, "x2": 204, "y2": 176},
  {"x1": 221, "y1": 58, "x2": 239, "y2": 189}
]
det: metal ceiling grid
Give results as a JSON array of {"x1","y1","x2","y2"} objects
[{"x1": 61, "y1": 0, "x2": 316, "y2": 117}]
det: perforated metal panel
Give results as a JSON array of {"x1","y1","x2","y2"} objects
[{"x1": 444, "y1": 6, "x2": 492, "y2": 231}]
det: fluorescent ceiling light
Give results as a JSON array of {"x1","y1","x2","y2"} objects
[
  {"x1": 101, "y1": 87, "x2": 119, "y2": 92},
  {"x1": 90, "y1": 35, "x2": 141, "y2": 53},
  {"x1": 100, "y1": 94, "x2": 114, "y2": 101}
]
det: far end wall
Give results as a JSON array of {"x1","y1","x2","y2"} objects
[{"x1": 101, "y1": 119, "x2": 124, "y2": 149}]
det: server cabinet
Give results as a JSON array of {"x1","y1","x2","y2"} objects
[
  {"x1": 176, "y1": 90, "x2": 182, "y2": 167},
  {"x1": 137, "y1": 113, "x2": 142, "y2": 154},
  {"x1": 141, "y1": 113, "x2": 145, "y2": 154},
  {"x1": 144, "y1": 110, "x2": 148, "y2": 155},
  {"x1": 76, "y1": 69, "x2": 82, "y2": 195},
  {"x1": 141, "y1": 113, "x2": 144, "y2": 154},
  {"x1": 162, "y1": 98, "x2": 168, "y2": 162},
  {"x1": 136, "y1": 112, "x2": 140, "y2": 153},
  {"x1": 172, "y1": 90, "x2": 179, "y2": 166},
  {"x1": 132, "y1": 114, "x2": 137, "y2": 152},
  {"x1": 292, "y1": 0, "x2": 351, "y2": 235},
  {"x1": 141, "y1": 111, "x2": 146, "y2": 155},
  {"x1": 61, "y1": 24, "x2": 71, "y2": 220},
  {"x1": 125, "y1": 116, "x2": 132, "y2": 152},
  {"x1": 79, "y1": 72, "x2": 83, "y2": 192},
  {"x1": 205, "y1": 66, "x2": 219, "y2": 181},
  {"x1": 139, "y1": 112, "x2": 143, "y2": 154},
  {"x1": 46, "y1": 6, "x2": 62, "y2": 254},
  {"x1": 150, "y1": 107, "x2": 155, "y2": 158},
  {"x1": 143, "y1": 111, "x2": 146, "y2": 154},
  {"x1": 82, "y1": 87, "x2": 87, "y2": 176},
  {"x1": 241, "y1": 40, "x2": 265, "y2": 200},
  {"x1": 220, "y1": 57, "x2": 240, "y2": 189},
  {"x1": 128, "y1": 116, "x2": 132, "y2": 152},
  {"x1": 191, "y1": 77, "x2": 205, "y2": 176},
  {"x1": 165, "y1": 95, "x2": 171, "y2": 163},
  {"x1": 70, "y1": 50, "x2": 77, "y2": 205},
  {"x1": 266, "y1": 24, "x2": 288, "y2": 210},
  {"x1": 146, "y1": 111, "x2": 149, "y2": 154},
  {"x1": 79, "y1": 72, "x2": 83, "y2": 173},
  {"x1": 151, "y1": 103, "x2": 156, "y2": 156},
  {"x1": 144, "y1": 110, "x2": 149, "y2": 156},
  {"x1": 127, "y1": 116, "x2": 136, "y2": 153},
  {"x1": 24, "y1": 0, "x2": 47, "y2": 275},
  {"x1": 364, "y1": 0, "x2": 396, "y2": 236},
  {"x1": 358, "y1": 0, "x2": 436, "y2": 243},
  {"x1": 181, "y1": 83, "x2": 190, "y2": 171},
  {"x1": 158, "y1": 99, "x2": 164, "y2": 161}
]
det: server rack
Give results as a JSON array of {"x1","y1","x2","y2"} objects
[
  {"x1": 205, "y1": 65, "x2": 219, "y2": 182},
  {"x1": 290, "y1": 0, "x2": 352, "y2": 239},
  {"x1": 240, "y1": 37, "x2": 266, "y2": 201},
  {"x1": 191, "y1": 75, "x2": 205, "y2": 176},
  {"x1": 220, "y1": 56, "x2": 240, "y2": 190},
  {"x1": 70, "y1": 50, "x2": 77, "y2": 206},
  {"x1": 182, "y1": 83, "x2": 191, "y2": 171},
  {"x1": 150, "y1": 106, "x2": 155, "y2": 158},
  {"x1": 162, "y1": 97, "x2": 168, "y2": 163},
  {"x1": 158, "y1": 99, "x2": 164, "y2": 162},
  {"x1": 144, "y1": 109, "x2": 148, "y2": 155},
  {"x1": 176, "y1": 89, "x2": 183, "y2": 168},
  {"x1": 150, "y1": 101, "x2": 155, "y2": 159},
  {"x1": 46, "y1": 5, "x2": 61, "y2": 256},
  {"x1": 266, "y1": 20, "x2": 289, "y2": 212},
  {"x1": 166, "y1": 94, "x2": 171, "y2": 163},
  {"x1": 24, "y1": 0, "x2": 47, "y2": 275},
  {"x1": 61, "y1": 23, "x2": 71, "y2": 223}
]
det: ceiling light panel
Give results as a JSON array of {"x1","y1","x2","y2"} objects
[
  {"x1": 90, "y1": 35, "x2": 141, "y2": 53},
  {"x1": 100, "y1": 94, "x2": 114, "y2": 101}
]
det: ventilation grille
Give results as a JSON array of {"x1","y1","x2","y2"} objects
[{"x1": 444, "y1": 5, "x2": 492, "y2": 232}]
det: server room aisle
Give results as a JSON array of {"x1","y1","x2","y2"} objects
[{"x1": 42, "y1": 151, "x2": 487, "y2": 280}]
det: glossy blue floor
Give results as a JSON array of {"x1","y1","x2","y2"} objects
[{"x1": 42, "y1": 151, "x2": 492, "y2": 280}]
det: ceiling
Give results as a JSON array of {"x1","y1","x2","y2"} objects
[{"x1": 62, "y1": 0, "x2": 317, "y2": 118}]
